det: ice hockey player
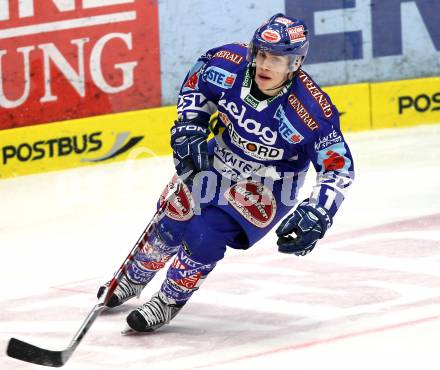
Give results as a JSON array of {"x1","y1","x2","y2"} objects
[{"x1": 98, "y1": 13, "x2": 355, "y2": 332}]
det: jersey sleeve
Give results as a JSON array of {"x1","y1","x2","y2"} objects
[
  {"x1": 304, "y1": 114, "x2": 355, "y2": 219},
  {"x1": 176, "y1": 47, "x2": 223, "y2": 122}
]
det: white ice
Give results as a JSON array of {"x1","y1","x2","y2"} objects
[{"x1": 1, "y1": 124, "x2": 440, "y2": 370}]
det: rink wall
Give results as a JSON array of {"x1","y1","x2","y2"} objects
[
  {"x1": 371, "y1": 76, "x2": 440, "y2": 129},
  {"x1": 1, "y1": 0, "x2": 439, "y2": 127},
  {"x1": 0, "y1": 107, "x2": 176, "y2": 179},
  {"x1": 0, "y1": 75, "x2": 439, "y2": 179}
]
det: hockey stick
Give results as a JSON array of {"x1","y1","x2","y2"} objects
[{"x1": 6, "y1": 178, "x2": 186, "y2": 367}]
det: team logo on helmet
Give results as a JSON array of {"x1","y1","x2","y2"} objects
[
  {"x1": 261, "y1": 29, "x2": 281, "y2": 43},
  {"x1": 275, "y1": 17, "x2": 294, "y2": 26},
  {"x1": 288, "y1": 25, "x2": 306, "y2": 43}
]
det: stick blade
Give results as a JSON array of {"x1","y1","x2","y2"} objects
[{"x1": 7, "y1": 337, "x2": 67, "y2": 367}]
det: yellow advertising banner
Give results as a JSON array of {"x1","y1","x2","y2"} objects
[
  {"x1": 325, "y1": 83, "x2": 371, "y2": 132},
  {"x1": 371, "y1": 76, "x2": 440, "y2": 129},
  {"x1": 0, "y1": 106, "x2": 176, "y2": 179},
  {"x1": 1, "y1": 76, "x2": 439, "y2": 179}
]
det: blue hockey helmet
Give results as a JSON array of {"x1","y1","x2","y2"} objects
[{"x1": 247, "y1": 13, "x2": 309, "y2": 73}]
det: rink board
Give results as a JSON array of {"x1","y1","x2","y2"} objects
[
  {"x1": 325, "y1": 83, "x2": 371, "y2": 133},
  {"x1": 371, "y1": 77, "x2": 440, "y2": 129},
  {"x1": 0, "y1": 76, "x2": 439, "y2": 179},
  {"x1": 0, "y1": 107, "x2": 175, "y2": 179}
]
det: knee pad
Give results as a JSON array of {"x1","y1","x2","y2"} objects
[
  {"x1": 181, "y1": 207, "x2": 242, "y2": 264},
  {"x1": 181, "y1": 216, "x2": 227, "y2": 264},
  {"x1": 156, "y1": 215, "x2": 188, "y2": 248}
]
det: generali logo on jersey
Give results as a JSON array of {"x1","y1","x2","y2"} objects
[
  {"x1": 297, "y1": 71, "x2": 333, "y2": 119},
  {"x1": 0, "y1": 0, "x2": 161, "y2": 129}
]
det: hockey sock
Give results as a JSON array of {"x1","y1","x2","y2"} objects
[
  {"x1": 126, "y1": 226, "x2": 181, "y2": 285},
  {"x1": 159, "y1": 246, "x2": 216, "y2": 306}
]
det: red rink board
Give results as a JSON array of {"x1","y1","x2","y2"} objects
[{"x1": 0, "y1": 0, "x2": 161, "y2": 129}]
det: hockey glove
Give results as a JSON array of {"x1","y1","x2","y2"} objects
[
  {"x1": 171, "y1": 118, "x2": 210, "y2": 183},
  {"x1": 276, "y1": 201, "x2": 332, "y2": 256}
]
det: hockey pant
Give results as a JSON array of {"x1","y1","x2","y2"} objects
[{"x1": 126, "y1": 206, "x2": 244, "y2": 305}]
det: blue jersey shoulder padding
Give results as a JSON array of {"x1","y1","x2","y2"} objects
[{"x1": 177, "y1": 43, "x2": 248, "y2": 122}]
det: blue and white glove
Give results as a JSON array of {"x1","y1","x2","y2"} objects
[
  {"x1": 171, "y1": 118, "x2": 210, "y2": 183},
  {"x1": 276, "y1": 201, "x2": 332, "y2": 256}
]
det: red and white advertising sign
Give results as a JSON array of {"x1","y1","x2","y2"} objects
[
  {"x1": 261, "y1": 29, "x2": 281, "y2": 43},
  {"x1": 0, "y1": 0, "x2": 161, "y2": 129},
  {"x1": 287, "y1": 25, "x2": 306, "y2": 43}
]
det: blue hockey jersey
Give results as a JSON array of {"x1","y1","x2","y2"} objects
[{"x1": 175, "y1": 43, "x2": 355, "y2": 247}]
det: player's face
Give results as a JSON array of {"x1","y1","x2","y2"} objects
[{"x1": 254, "y1": 50, "x2": 290, "y2": 95}]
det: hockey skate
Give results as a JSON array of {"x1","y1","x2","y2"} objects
[
  {"x1": 124, "y1": 291, "x2": 183, "y2": 333},
  {"x1": 97, "y1": 275, "x2": 146, "y2": 308}
]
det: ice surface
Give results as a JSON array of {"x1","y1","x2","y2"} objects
[{"x1": 1, "y1": 124, "x2": 439, "y2": 370}]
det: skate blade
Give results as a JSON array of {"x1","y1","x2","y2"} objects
[{"x1": 121, "y1": 325, "x2": 138, "y2": 336}]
